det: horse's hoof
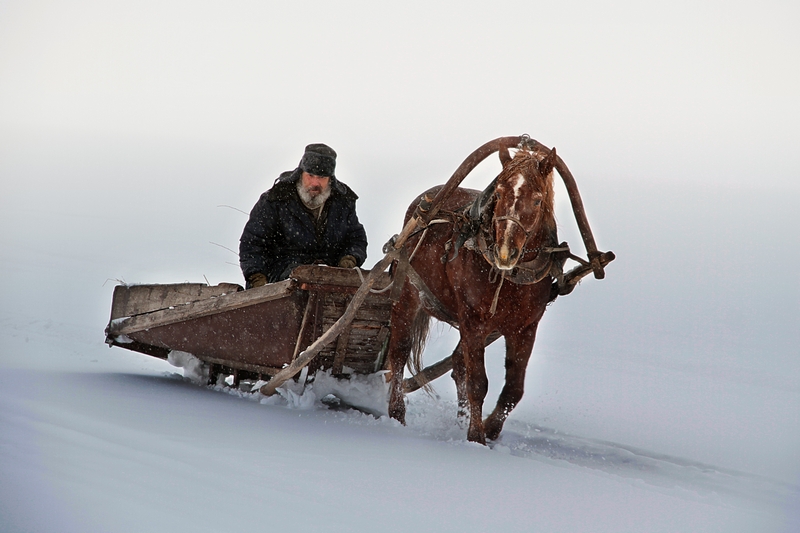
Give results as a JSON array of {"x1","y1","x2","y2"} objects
[
  {"x1": 467, "y1": 429, "x2": 487, "y2": 446},
  {"x1": 388, "y1": 407, "x2": 406, "y2": 425},
  {"x1": 485, "y1": 428, "x2": 502, "y2": 441},
  {"x1": 484, "y1": 413, "x2": 506, "y2": 441},
  {"x1": 484, "y1": 422, "x2": 503, "y2": 442}
]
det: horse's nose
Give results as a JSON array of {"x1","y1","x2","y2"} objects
[{"x1": 495, "y1": 244, "x2": 519, "y2": 269}]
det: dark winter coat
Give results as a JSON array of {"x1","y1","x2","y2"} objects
[{"x1": 239, "y1": 168, "x2": 368, "y2": 284}]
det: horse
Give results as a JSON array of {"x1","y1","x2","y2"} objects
[{"x1": 386, "y1": 146, "x2": 564, "y2": 444}]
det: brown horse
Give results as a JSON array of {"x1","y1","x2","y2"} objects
[{"x1": 386, "y1": 147, "x2": 564, "y2": 444}]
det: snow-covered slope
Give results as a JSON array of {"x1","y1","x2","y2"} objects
[{"x1": 2, "y1": 250, "x2": 798, "y2": 533}]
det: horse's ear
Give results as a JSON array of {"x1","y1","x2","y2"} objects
[
  {"x1": 499, "y1": 148, "x2": 512, "y2": 167},
  {"x1": 540, "y1": 147, "x2": 557, "y2": 175}
]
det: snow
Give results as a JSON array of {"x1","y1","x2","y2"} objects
[
  {"x1": 2, "y1": 273, "x2": 799, "y2": 533},
  {"x1": 166, "y1": 350, "x2": 210, "y2": 385}
]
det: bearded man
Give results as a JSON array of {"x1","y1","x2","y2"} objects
[{"x1": 239, "y1": 143, "x2": 368, "y2": 288}]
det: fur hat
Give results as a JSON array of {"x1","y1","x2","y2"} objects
[{"x1": 299, "y1": 143, "x2": 336, "y2": 178}]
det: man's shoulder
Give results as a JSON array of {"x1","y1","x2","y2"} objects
[
  {"x1": 265, "y1": 170, "x2": 300, "y2": 201},
  {"x1": 332, "y1": 179, "x2": 359, "y2": 202}
]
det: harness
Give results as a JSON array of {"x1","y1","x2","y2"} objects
[
  {"x1": 377, "y1": 147, "x2": 592, "y2": 318},
  {"x1": 376, "y1": 185, "x2": 571, "y2": 319},
  {"x1": 439, "y1": 179, "x2": 571, "y2": 289}
]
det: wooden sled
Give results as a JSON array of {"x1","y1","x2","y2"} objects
[{"x1": 105, "y1": 265, "x2": 393, "y2": 386}]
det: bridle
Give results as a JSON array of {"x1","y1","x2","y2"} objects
[
  {"x1": 490, "y1": 165, "x2": 545, "y2": 249},
  {"x1": 492, "y1": 214, "x2": 534, "y2": 241},
  {"x1": 491, "y1": 192, "x2": 545, "y2": 255}
]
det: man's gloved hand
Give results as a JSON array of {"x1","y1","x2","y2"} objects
[
  {"x1": 248, "y1": 272, "x2": 268, "y2": 288},
  {"x1": 338, "y1": 255, "x2": 357, "y2": 269}
]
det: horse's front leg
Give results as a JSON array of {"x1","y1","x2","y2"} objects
[
  {"x1": 484, "y1": 322, "x2": 538, "y2": 441},
  {"x1": 461, "y1": 332, "x2": 489, "y2": 444}
]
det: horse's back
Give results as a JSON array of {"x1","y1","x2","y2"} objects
[{"x1": 404, "y1": 186, "x2": 480, "y2": 223}]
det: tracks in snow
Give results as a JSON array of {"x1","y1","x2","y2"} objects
[{"x1": 494, "y1": 421, "x2": 799, "y2": 511}]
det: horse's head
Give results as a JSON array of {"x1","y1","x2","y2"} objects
[{"x1": 491, "y1": 148, "x2": 557, "y2": 270}]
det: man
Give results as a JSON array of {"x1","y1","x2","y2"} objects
[{"x1": 239, "y1": 143, "x2": 368, "y2": 288}]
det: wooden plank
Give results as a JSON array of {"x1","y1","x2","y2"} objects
[
  {"x1": 372, "y1": 323, "x2": 390, "y2": 372},
  {"x1": 320, "y1": 305, "x2": 391, "y2": 324},
  {"x1": 320, "y1": 301, "x2": 392, "y2": 316},
  {"x1": 108, "y1": 280, "x2": 294, "y2": 336},
  {"x1": 122, "y1": 292, "x2": 305, "y2": 370},
  {"x1": 300, "y1": 283, "x2": 360, "y2": 295},
  {"x1": 331, "y1": 324, "x2": 352, "y2": 374},
  {"x1": 292, "y1": 292, "x2": 318, "y2": 362},
  {"x1": 331, "y1": 293, "x2": 353, "y2": 374},
  {"x1": 199, "y1": 355, "x2": 284, "y2": 377},
  {"x1": 320, "y1": 315, "x2": 390, "y2": 328},
  {"x1": 110, "y1": 283, "x2": 242, "y2": 320},
  {"x1": 291, "y1": 264, "x2": 392, "y2": 290}
]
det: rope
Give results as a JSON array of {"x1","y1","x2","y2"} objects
[{"x1": 489, "y1": 271, "x2": 505, "y2": 316}]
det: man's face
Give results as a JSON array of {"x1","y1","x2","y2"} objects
[{"x1": 301, "y1": 172, "x2": 331, "y2": 198}]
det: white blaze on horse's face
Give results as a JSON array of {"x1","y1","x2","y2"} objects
[{"x1": 493, "y1": 173, "x2": 543, "y2": 270}]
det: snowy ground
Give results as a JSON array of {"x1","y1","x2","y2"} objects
[{"x1": 2, "y1": 308, "x2": 798, "y2": 533}]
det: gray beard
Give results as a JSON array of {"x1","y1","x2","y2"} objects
[{"x1": 297, "y1": 180, "x2": 331, "y2": 209}]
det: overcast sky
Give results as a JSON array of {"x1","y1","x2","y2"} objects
[{"x1": 2, "y1": 0, "x2": 798, "y2": 186}]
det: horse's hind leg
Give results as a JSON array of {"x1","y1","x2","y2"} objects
[
  {"x1": 449, "y1": 339, "x2": 468, "y2": 429},
  {"x1": 484, "y1": 323, "x2": 538, "y2": 441},
  {"x1": 386, "y1": 288, "x2": 422, "y2": 425}
]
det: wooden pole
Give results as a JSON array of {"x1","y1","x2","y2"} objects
[{"x1": 553, "y1": 156, "x2": 606, "y2": 279}]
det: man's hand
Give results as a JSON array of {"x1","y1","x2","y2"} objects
[
  {"x1": 248, "y1": 272, "x2": 268, "y2": 288},
  {"x1": 338, "y1": 255, "x2": 357, "y2": 269}
]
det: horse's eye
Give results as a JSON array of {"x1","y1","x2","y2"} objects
[{"x1": 533, "y1": 199, "x2": 541, "y2": 206}]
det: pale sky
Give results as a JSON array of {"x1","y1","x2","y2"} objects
[{"x1": 1, "y1": 0, "x2": 798, "y2": 190}]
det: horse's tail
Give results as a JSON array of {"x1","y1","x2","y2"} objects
[{"x1": 407, "y1": 307, "x2": 433, "y2": 394}]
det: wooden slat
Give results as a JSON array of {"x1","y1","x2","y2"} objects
[
  {"x1": 291, "y1": 264, "x2": 392, "y2": 289},
  {"x1": 110, "y1": 282, "x2": 242, "y2": 320},
  {"x1": 320, "y1": 305, "x2": 391, "y2": 323},
  {"x1": 331, "y1": 324, "x2": 352, "y2": 374},
  {"x1": 292, "y1": 292, "x2": 318, "y2": 362},
  {"x1": 109, "y1": 280, "x2": 294, "y2": 336},
  {"x1": 199, "y1": 355, "x2": 284, "y2": 376}
]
